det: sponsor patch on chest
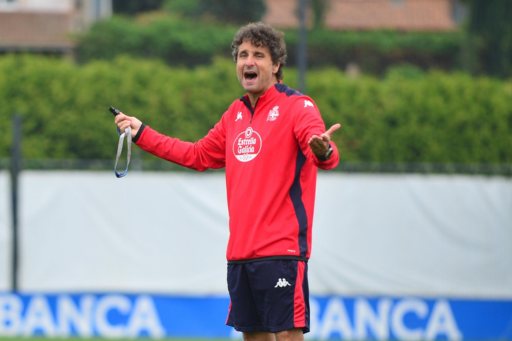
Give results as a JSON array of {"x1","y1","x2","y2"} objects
[{"x1": 233, "y1": 127, "x2": 262, "y2": 162}]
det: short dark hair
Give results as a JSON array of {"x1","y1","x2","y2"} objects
[{"x1": 231, "y1": 22, "x2": 287, "y2": 81}]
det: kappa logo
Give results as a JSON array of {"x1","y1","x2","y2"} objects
[
  {"x1": 304, "y1": 100, "x2": 314, "y2": 108},
  {"x1": 235, "y1": 112, "x2": 243, "y2": 121},
  {"x1": 267, "y1": 106, "x2": 279, "y2": 121},
  {"x1": 275, "y1": 278, "x2": 291, "y2": 288}
]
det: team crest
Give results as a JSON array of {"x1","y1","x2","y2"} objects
[
  {"x1": 233, "y1": 127, "x2": 262, "y2": 162},
  {"x1": 267, "y1": 106, "x2": 279, "y2": 121}
]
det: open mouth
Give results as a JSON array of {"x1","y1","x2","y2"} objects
[{"x1": 244, "y1": 71, "x2": 258, "y2": 82}]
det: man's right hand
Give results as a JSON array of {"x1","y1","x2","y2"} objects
[{"x1": 114, "y1": 112, "x2": 142, "y2": 138}]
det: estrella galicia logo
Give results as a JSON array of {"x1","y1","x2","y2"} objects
[{"x1": 233, "y1": 127, "x2": 262, "y2": 162}]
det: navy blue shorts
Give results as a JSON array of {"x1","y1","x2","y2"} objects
[{"x1": 225, "y1": 259, "x2": 310, "y2": 333}]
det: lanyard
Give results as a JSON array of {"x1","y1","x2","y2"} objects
[{"x1": 114, "y1": 126, "x2": 131, "y2": 178}]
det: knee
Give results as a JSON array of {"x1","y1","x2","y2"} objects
[
  {"x1": 243, "y1": 331, "x2": 275, "y2": 341},
  {"x1": 276, "y1": 328, "x2": 304, "y2": 341}
]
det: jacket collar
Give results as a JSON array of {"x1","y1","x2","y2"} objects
[{"x1": 240, "y1": 82, "x2": 282, "y2": 109}]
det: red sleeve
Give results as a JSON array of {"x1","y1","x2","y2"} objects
[
  {"x1": 293, "y1": 97, "x2": 339, "y2": 170},
  {"x1": 135, "y1": 114, "x2": 227, "y2": 172}
]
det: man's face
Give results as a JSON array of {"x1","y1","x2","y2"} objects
[{"x1": 236, "y1": 40, "x2": 280, "y2": 99}]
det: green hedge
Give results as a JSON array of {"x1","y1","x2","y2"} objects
[
  {"x1": 1, "y1": 55, "x2": 511, "y2": 164},
  {"x1": 74, "y1": 14, "x2": 463, "y2": 75},
  {"x1": 286, "y1": 29, "x2": 463, "y2": 74},
  {"x1": 74, "y1": 13, "x2": 236, "y2": 67},
  {"x1": 0, "y1": 55, "x2": 243, "y2": 160},
  {"x1": 307, "y1": 67, "x2": 512, "y2": 164}
]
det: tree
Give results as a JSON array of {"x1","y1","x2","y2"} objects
[
  {"x1": 163, "y1": 0, "x2": 200, "y2": 18},
  {"x1": 113, "y1": 0, "x2": 166, "y2": 15},
  {"x1": 311, "y1": 0, "x2": 329, "y2": 29},
  {"x1": 465, "y1": 0, "x2": 512, "y2": 78},
  {"x1": 198, "y1": 0, "x2": 266, "y2": 25}
]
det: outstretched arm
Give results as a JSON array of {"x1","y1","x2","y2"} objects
[
  {"x1": 113, "y1": 110, "x2": 227, "y2": 171},
  {"x1": 308, "y1": 123, "x2": 341, "y2": 158}
]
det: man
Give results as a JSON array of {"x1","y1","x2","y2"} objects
[{"x1": 115, "y1": 22, "x2": 340, "y2": 341}]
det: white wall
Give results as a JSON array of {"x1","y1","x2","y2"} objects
[
  {"x1": 310, "y1": 173, "x2": 512, "y2": 298},
  {"x1": 0, "y1": 171, "x2": 10, "y2": 291},
  {"x1": 0, "y1": 0, "x2": 74, "y2": 12},
  {"x1": 19, "y1": 171, "x2": 229, "y2": 293},
  {"x1": 0, "y1": 0, "x2": 112, "y2": 18},
  {"x1": 9, "y1": 171, "x2": 512, "y2": 299}
]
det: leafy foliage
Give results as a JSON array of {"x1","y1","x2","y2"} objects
[
  {"x1": 112, "y1": 0, "x2": 166, "y2": 15},
  {"x1": 197, "y1": 0, "x2": 266, "y2": 25},
  {"x1": 285, "y1": 29, "x2": 463, "y2": 75},
  {"x1": 163, "y1": 0, "x2": 200, "y2": 18},
  {"x1": 1, "y1": 55, "x2": 511, "y2": 165},
  {"x1": 311, "y1": 0, "x2": 328, "y2": 29},
  {"x1": 465, "y1": 0, "x2": 512, "y2": 78},
  {"x1": 74, "y1": 15, "x2": 464, "y2": 75},
  {"x1": 308, "y1": 66, "x2": 512, "y2": 164},
  {"x1": 74, "y1": 14, "x2": 237, "y2": 67}
]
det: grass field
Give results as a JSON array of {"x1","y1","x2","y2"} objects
[
  {"x1": 0, "y1": 339, "x2": 233, "y2": 341},
  {"x1": 0, "y1": 336, "x2": 232, "y2": 341}
]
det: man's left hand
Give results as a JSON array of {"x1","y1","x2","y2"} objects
[{"x1": 308, "y1": 123, "x2": 341, "y2": 158}]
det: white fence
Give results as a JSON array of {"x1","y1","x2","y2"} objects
[
  {"x1": 0, "y1": 171, "x2": 9, "y2": 291},
  {"x1": 1, "y1": 171, "x2": 511, "y2": 298}
]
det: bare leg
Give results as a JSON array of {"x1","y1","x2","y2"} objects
[
  {"x1": 243, "y1": 331, "x2": 276, "y2": 341},
  {"x1": 275, "y1": 328, "x2": 304, "y2": 341}
]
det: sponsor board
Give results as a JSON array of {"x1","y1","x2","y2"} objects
[{"x1": 0, "y1": 293, "x2": 511, "y2": 339}]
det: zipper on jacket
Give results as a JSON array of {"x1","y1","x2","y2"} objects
[{"x1": 241, "y1": 97, "x2": 259, "y2": 123}]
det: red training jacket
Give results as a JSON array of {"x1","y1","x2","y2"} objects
[{"x1": 135, "y1": 83, "x2": 339, "y2": 263}]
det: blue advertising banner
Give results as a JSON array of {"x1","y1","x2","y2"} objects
[{"x1": 0, "y1": 293, "x2": 511, "y2": 340}]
